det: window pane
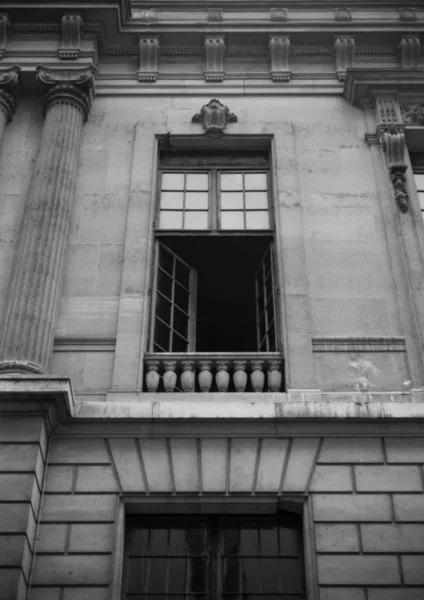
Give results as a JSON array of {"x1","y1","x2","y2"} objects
[
  {"x1": 184, "y1": 211, "x2": 208, "y2": 230},
  {"x1": 189, "y1": 558, "x2": 207, "y2": 592},
  {"x1": 168, "y1": 557, "x2": 186, "y2": 592},
  {"x1": 161, "y1": 191, "x2": 184, "y2": 209},
  {"x1": 279, "y1": 527, "x2": 299, "y2": 557},
  {"x1": 154, "y1": 318, "x2": 171, "y2": 351},
  {"x1": 126, "y1": 557, "x2": 144, "y2": 593},
  {"x1": 221, "y1": 211, "x2": 244, "y2": 229},
  {"x1": 240, "y1": 529, "x2": 258, "y2": 556},
  {"x1": 150, "y1": 529, "x2": 168, "y2": 555},
  {"x1": 242, "y1": 557, "x2": 261, "y2": 592},
  {"x1": 414, "y1": 173, "x2": 424, "y2": 190},
  {"x1": 174, "y1": 283, "x2": 189, "y2": 313},
  {"x1": 222, "y1": 558, "x2": 240, "y2": 592},
  {"x1": 260, "y1": 558, "x2": 281, "y2": 592},
  {"x1": 221, "y1": 173, "x2": 243, "y2": 190},
  {"x1": 186, "y1": 173, "x2": 209, "y2": 190},
  {"x1": 222, "y1": 530, "x2": 240, "y2": 556},
  {"x1": 159, "y1": 211, "x2": 183, "y2": 229},
  {"x1": 221, "y1": 192, "x2": 243, "y2": 210},
  {"x1": 245, "y1": 192, "x2": 268, "y2": 209},
  {"x1": 175, "y1": 260, "x2": 190, "y2": 290},
  {"x1": 155, "y1": 293, "x2": 172, "y2": 325},
  {"x1": 162, "y1": 172, "x2": 185, "y2": 190},
  {"x1": 186, "y1": 527, "x2": 207, "y2": 555},
  {"x1": 280, "y1": 558, "x2": 302, "y2": 593},
  {"x1": 246, "y1": 211, "x2": 270, "y2": 229},
  {"x1": 147, "y1": 557, "x2": 167, "y2": 592},
  {"x1": 174, "y1": 306, "x2": 189, "y2": 338},
  {"x1": 157, "y1": 269, "x2": 172, "y2": 298},
  {"x1": 245, "y1": 173, "x2": 268, "y2": 190},
  {"x1": 185, "y1": 192, "x2": 209, "y2": 209},
  {"x1": 169, "y1": 529, "x2": 186, "y2": 556},
  {"x1": 260, "y1": 528, "x2": 279, "y2": 556},
  {"x1": 173, "y1": 331, "x2": 189, "y2": 352}
]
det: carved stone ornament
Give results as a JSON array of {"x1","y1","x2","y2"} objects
[
  {"x1": 399, "y1": 8, "x2": 417, "y2": 21},
  {"x1": 139, "y1": 9, "x2": 159, "y2": 23},
  {"x1": 380, "y1": 124, "x2": 409, "y2": 213},
  {"x1": 0, "y1": 14, "x2": 9, "y2": 59},
  {"x1": 401, "y1": 104, "x2": 424, "y2": 126},
  {"x1": 334, "y1": 8, "x2": 352, "y2": 21},
  {"x1": 333, "y1": 36, "x2": 355, "y2": 81},
  {"x1": 269, "y1": 36, "x2": 291, "y2": 82},
  {"x1": 36, "y1": 65, "x2": 96, "y2": 121},
  {"x1": 204, "y1": 35, "x2": 225, "y2": 82},
  {"x1": 59, "y1": 14, "x2": 83, "y2": 60},
  {"x1": 138, "y1": 37, "x2": 159, "y2": 82},
  {"x1": 192, "y1": 99, "x2": 238, "y2": 138},
  {"x1": 207, "y1": 9, "x2": 223, "y2": 22},
  {"x1": 0, "y1": 65, "x2": 19, "y2": 121},
  {"x1": 270, "y1": 8, "x2": 288, "y2": 21},
  {"x1": 399, "y1": 37, "x2": 421, "y2": 68}
]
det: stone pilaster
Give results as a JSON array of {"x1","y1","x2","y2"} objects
[
  {"x1": 0, "y1": 65, "x2": 19, "y2": 140},
  {"x1": 0, "y1": 65, "x2": 95, "y2": 374}
]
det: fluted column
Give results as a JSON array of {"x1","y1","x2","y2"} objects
[
  {"x1": 0, "y1": 66, "x2": 95, "y2": 374},
  {"x1": 0, "y1": 66, "x2": 19, "y2": 143}
]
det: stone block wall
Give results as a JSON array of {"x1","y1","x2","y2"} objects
[{"x1": 23, "y1": 433, "x2": 424, "y2": 599}]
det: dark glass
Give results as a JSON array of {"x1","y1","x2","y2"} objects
[
  {"x1": 240, "y1": 529, "x2": 258, "y2": 556},
  {"x1": 267, "y1": 321, "x2": 276, "y2": 351},
  {"x1": 222, "y1": 529, "x2": 240, "y2": 556},
  {"x1": 174, "y1": 283, "x2": 189, "y2": 313},
  {"x1": 242, "y1": 557, "x2": 261, "y2": 593},
  {"x1": 222, "y1": 558, "x2": 240, "y2": 592},
  {"x1": 150, "y1": 529, "x2": 168, "y2": 556},
  {"x1": 172, "y1": 331, "x2": 189, "y2": 352},
  {"x1": 147, "y1": 557, "x2": 167, "y2": 593},
  {"x1": 174, "y1": 306, "x2": 189, "y2": 338},
  {"x1": 127, "y1": 529, "x2": 148, "y2": 554},
  {"x1": 189, "y1": 558, "x2": 207, "y2": 592},
  {"x1": 155, "y1": 293, "x2": 172, "y2": 325},
  {"x1": 126, "y1": 557, "x2": 144, "y2": 593},
  {"x1": 260, "y1": 528, "x2": 279, "y2": 556},
  {"x1": 157, "y1": 269, "x2": 173, "y2": 299},
  {"x1": 260, "y1": 558, "x2": 281, "y2": 593},
  {"x1": 175, "y1": 260, "x2": 190, "y2": 289},
  {"x1": 168, "y1": 557, "x2": 187, "y2": 592},
  {"x1": 280, "y1": 559, "x2": 302, "y2": 594},
  {"x1": 279, "y1": 528, "x2": 299, "y2": 557},
  {"x1": 169, "y1": 529, "x2": 186, "y2": 556},
  {"x1": 159, "y1": 247, "x2": 175, "y2": 276},
  {"x1": 154, "y1": 319, "x2": 171, "y2": 352},
  {"x1": 186, "y1": 527, "x2": 207, "y2": 555}
]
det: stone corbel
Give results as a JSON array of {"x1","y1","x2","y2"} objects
[
  {"x1": 204, "y1": 35, "x2": 225, "y2": 82},
  {"x1": 333, "y1": 36, "x2": 355, "y2": 81},
  {"x1": 269, "y1": 35, "x2": 291, "y2": 82},
  {"x1": 207, "y1": 9, "x2": 223, "y2": 22},
  {"x1": 334, "y1": 8, "x2": 352, "y2": 21},
  {"x1": 137, "y1": 37, "x2": 159, "y2": 82},
  {"x1": 380, "y1": 124, "x2": 409, "y2": 213},
  {"x1": 399, "y1": 37, "x2": 421, "y2": 68},
  {"x1": 0, "y1": 14, "x2": 9, "y2": 59},
  {"x1": 59, "y1": 14, "x2": 83, "y2": 60},
  {"x1": 270, "y1": 8, "x2": 288, "y2": 21},
  {"x1": 0, "y1": 65, "x2": 20, "y2": 122}
]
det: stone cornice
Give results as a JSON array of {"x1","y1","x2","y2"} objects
[{"x1": 344, "y1": 68, "x2": 424, "y2": 107}]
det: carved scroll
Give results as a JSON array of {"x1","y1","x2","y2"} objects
[{"x1": 269, "y1": 36, "x2": 291, "y2": 82}]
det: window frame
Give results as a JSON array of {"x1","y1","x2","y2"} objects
[{"x1": 112, "y1": 495, "x2": 319, "y2": 600}]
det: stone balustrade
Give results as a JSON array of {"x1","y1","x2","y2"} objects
[{"x1": 144, "y1": 352, "x2": 284, "y2": 393}]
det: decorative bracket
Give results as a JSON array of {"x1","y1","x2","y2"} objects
[
  {"x1": 204, "y1": 35, "x2": 225, "y2": 82},
  {"x1": 59, "y1": 15, "x2": 83, "y2": 60},
  {"x1": 399, "y1": 37, "x2": 421, "y2": 68},
  {"x1": 206, "y1": 9, "x2": 223, "y2": 22},
  {"x1": 192, "y1": 99, "x2": 237, "y2": 138},
  {"x1": 334, "y1": 8, "x2": 352, "y2": 21},
  {"x1": 270, "y1": 8, "x2": 288, "y2": 21},
  {"x1": 0, "y1": 65, "x2": 20, "y2": 122},
  {"x1": 137, "y1": 37, "x2": 159, "y2": 82},
  {"x1": 0, "y1": 14, "x2": 9, "y2": 59},
  {"x1": 333, "y1": 36, "x2": 355, "y2": 81},
  {"x1": 269, "y1": 36, "x2": 291, "y2": 82},
  {"x1": 380, "y1": 124, "x2": 409, "y2": 213}
]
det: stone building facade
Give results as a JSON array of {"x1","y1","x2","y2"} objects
[{"x1": 0, "y1": 1, "x2": 424, "y2": 599}]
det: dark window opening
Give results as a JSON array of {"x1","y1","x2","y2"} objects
[
  {"x1": 149, "y1": 236, "x2": 278, "y2": 353},
  {"x1": 123, "y1": 513, "x2": 306, "y2": 600}
]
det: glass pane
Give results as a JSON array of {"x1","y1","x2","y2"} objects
[
  {"x1": 173, "y1": 331, "x2": 189, "y2": 352},
  {"x1": 168, "y1": 557, "x2": 186, "y2": 592},
  {"x1": 174, "y1": 283, "x2": 189, "y2": 313},
  {"x1": 222, "y1": 530, "x2": 240, "y2": 556},
  {"x1": 240, "y1": 529, "x2": 259, "y2": 556},
  {"x1": 242, "y1": 558, "x2": 261, "y2": 592},
  {"x1": 414, "y1": 173, "x2": 424, "y2": 190},
  {"x1": 158, "y1": 246, "x2": 174, "y2": 276},
  {"x1": 245, "y1": 173, "x2": 268, "y2": 190},
  {"x1": 189, "y1": 558, "x2": 207, "y2": 592},
  {"x1": 222, "y1": 558, "x2": 240, "y2": 592},
  {"x1": 169, "y1": 529, "x2": 186, "y2": 556},
  {"x1": 156, "y1": 293, "x2": 172, "y2": 325},
  {"x1": 126, "y1": 557, "x2": 144, "y2": 592},
  {"x1": 186, "y1": 527, "x2": 207, "y2": 555},
  {"x1": 246, "y1": 211, "x2": 270, "y2": 229},
  {"x1": 185, "y1": 192, "x2": 209, "y2": 209},
  {"x1": 279, "y1": 527, "x2": 299, "y2": 557},
  {"x1": 260, "y1": 528, "x2": 279, "y2": 556},
  {"x1": 127, "y1": 529, "x2": 148, "y2": 554},
  {"x1": 221, "y1": 192, "x2": 244, "y2": 210},
  {"x1": 245, "y1": 192, "x2": 268, "y2": 209},
  {"x1": 159, "y1": 211, "x2": 183, "y2": 229},
  {"x1": 174, "y1": 306, "x2": 189, "y2": 338},
  {"x1": 184, "y1": 211, "x2": 208, "y2": 230},
  {"x1": 154, "y1": 318, "x2": 171, "y2": 351},
  {"x1": 418, "y1": 191, "x2": 424, "y2": 210},
  {"x1": 147, "y1": 557, "x2": 167, "y2": 592},
  {"x1": 221, "y1": 211, "x2": 245, "y2": 230},
  {"x1": 162, "y1": 172, "x2": 185, "y2": 190},
  {"x1": 260, "y1": 558, "x2": 281, "y2": 592},
  {"x1": 157, "y1": 269, "x2": 172, "y2": 298},
  {"x1": 150, "y1": 529, "x2": 168, "y2": 555},
  {"x1": 161, "y1": 191, "x2": 184, "y2": 209},
  {"x1": 186, "y1": 173, "x2": 209, "y2": 190},
  {"x1": 280, "y1": 558, "x2": 302, "y2": 593},
  {"x1": 221, "y1": 173, "x2": 243, "y2": 190},
  {"x1": 175, "y1": 260, "x2": 190, "y2": 290}
]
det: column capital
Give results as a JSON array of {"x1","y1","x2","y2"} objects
[
  {"x1": 0, "y1": 65, "x2": 20, "y2": 122},
  {"x1": 36, "y1": 65, "x2": 96, "y2": 121}
]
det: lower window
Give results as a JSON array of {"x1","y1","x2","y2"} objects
[{"x1": 123, "y1": 513, "x2": 305, "y2": 599}]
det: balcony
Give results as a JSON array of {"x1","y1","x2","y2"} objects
[{"x1": 144, "y1": 352, "x2": 284, "y2": 393}]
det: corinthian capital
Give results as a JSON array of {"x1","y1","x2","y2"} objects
[
  {"x1": 36, "y1": 65, "x2": 96, "y2": 120},
  {"x1": 0, "y1": 65, "x2": 20, "y2": 121}
]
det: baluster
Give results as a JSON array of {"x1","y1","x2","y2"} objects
[
  {"x1": 163, "y1": 360, "x2": 177, "y2": 392},
  {"x1": 233, "y1": 360, "x2": 248, "y2": 392},
  {"x1": 198, "y1": 360, "x2": 213, "y2": 392},
  {"x1": 250, "y1": 360, "x2": 265, "y2": 392},
  {"x1": 216, "y1": 360, "x2": 230, "y2": 392},
  {"x1": 181, "y1": 360, "x2": 195, "y2": 392},
  {"x1": 145, "y1": 359, "x2": 160, "y2": 392},
  {"x1": 268, "y1": 360, "x2": 283, "y2": 392}
]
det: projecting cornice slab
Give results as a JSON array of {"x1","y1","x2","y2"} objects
[{"x1": 344, "y1": 68, "x2": 424, "y2": 107}]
